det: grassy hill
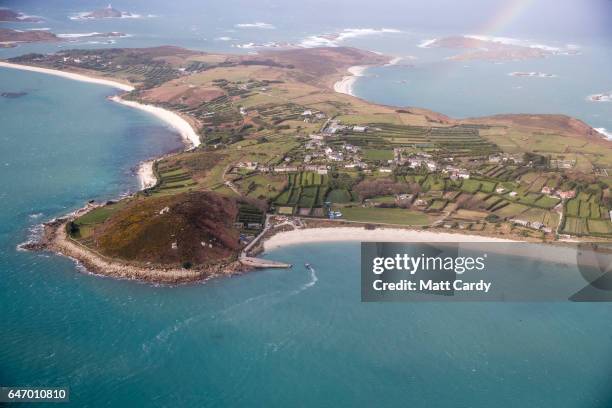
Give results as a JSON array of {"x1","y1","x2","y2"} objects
[{"x1": 73, "y1": 192, "x2": 241, "y2": 266}]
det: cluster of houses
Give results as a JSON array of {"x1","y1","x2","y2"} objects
[
  {"x1": 304, "y1": 133, "x2": 369, "y2": 169},
  {"x1": 541, "y1": 186, "x2": 576, "y2": 200},
  {"x1": 323, "y1": 120, "x2": 368, "y2": 135},
  {"x1": 510, "y1": 218, "x2": 553, "y2": 234},
  {"x1": 550, "y1": 158, "x2": 576, "y2": 170},
  {"x1": 488, "y1": 153, "x2": 524, "y2": 164},
  {"x1": 235, "y1": 161, "x2": 329, "y2": 175},
  {"x1": 394, "y1": 150, "x2": 471, "y2": 179},
  {"x1": 301, "y1": 110, "x2": 326, "y2": 123}
]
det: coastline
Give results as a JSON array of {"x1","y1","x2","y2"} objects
[
  {"x1": 262, "y1": 226, "x2": 604, "y2": 268},
  {"x1": 109, "y1": 96, "x2": 201, "y2": 148},
  {"x1": 4, "y1": 61, "x2": 211, "y2": 282},
  {"x1": 333, "y1": 65, "x2": 368, "y2": 96},
  {"x1": 27, "y1": 213, "x2": 245, "y2": 285},
  {"x1": 264, "y1": 227, "x2": 514, "y2": 251},
  {"x1": 0, "y1": 61, "x2": 135, "y2": 91}
]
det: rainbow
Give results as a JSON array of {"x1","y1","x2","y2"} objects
[{"x1": 480, "y1": 0, "x2": 534, "y2": 35}]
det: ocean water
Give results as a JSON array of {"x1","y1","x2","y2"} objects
[{"x1": 2, "y1": 1, "x2": 612, "y2": 406}]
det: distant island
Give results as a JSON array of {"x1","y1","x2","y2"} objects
[
  {"x1": 509, "y1": 72, "x2": 557, "y2": 78},
  {"x1": 6, "y1": 45, "x2": 612, "y2": 283},
  {"x1": 0, "y1": 29, "x2": 126, "y2": 48},
  {"x1": 0, "y1": 28, "x2": 59, "y2": 48},
  {"x1": 421, "y1": 35, "x2": 579, "y2": 61},
  {"x1": 0, "y1": 8, "x2": 43, "y2": 22},
  {"x1": 75, "y1": 4, "x2": 133, "y2": 20}
]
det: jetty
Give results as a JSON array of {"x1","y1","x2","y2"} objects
[
  {"x1": 240, "y1": 257, "x2": 292, "y2": 269},
  {"x1": 240, "y1": 214, "x2": 292, "y2": 269}
]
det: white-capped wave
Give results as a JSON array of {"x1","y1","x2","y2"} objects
[
  {"x1": 595, "y1": 128, "x2": 612, "y2": 139},
  {"x1": 418, "y1": 38, "x2": 437, "y2": 48},
  {"x1": 384, "y1": 56, "x2": 411, "y2": 66},
  {"x1": 57, "y1": 32, "x2": 102, "y2": 38},
  {"x1": 16, "y1": 222, "x2": 44, "y2": 252},
  {"x1": 465, "y1": 34, "x2": 562, "y2": 52},
  {"x1": 508, "y1": 71, "x2": 557, "y2": 78},
  {"x1": 235, "y1": 22, "x2": 275, "y2": 29},
  {"x1": 300, "y1": 28, "x2": 402, "y2": 48},
  {"x1": 588, "y1": 92, "x2": 612, "y2": 103},
  {"x1": 232, "y1": 41, "x2": 288, "y2": 49},
  {"x1": 69, "y1": 11, "x2": 149, "y2": 21}
]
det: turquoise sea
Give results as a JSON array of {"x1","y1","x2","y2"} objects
[{"x1": 2, "y1": 1, "x2": 612, "y2": 406}]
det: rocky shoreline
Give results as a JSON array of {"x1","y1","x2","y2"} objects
[{"x1": 22, "y1": 204, "x2": 248, "y2": 285}]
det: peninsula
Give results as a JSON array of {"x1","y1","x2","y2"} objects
[{"x1": 7, "y1": 45, "x2": 612, "y2": 283}]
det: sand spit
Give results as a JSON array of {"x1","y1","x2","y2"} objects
[{"x1": 0, "y1": 61, "x2": 134, "y2": 91}]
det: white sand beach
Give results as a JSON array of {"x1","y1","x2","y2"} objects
[
  {"x1": 137, "y1": 160, "x2": 156, "y2": 189},
  {"x1": 263, "y1": 227, "x2": 604, "y2": 267},
  {"x1": 0, "y1": 61, "x2": 135, "y2": 91},
  {"x1": 333, "y1": 65, "x2": 368, "y2": 96},
  {"x1": 109, "y1": 96, "x2": 201, "y2": 148},
  {"x1": 264, "y1": 227, "x2": 514, "y2": 251}
]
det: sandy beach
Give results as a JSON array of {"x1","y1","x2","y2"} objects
[
  {"x1": 264, "y1": 227, "x2": 514, "y2": 251},
  {"x1": 0, "y1": 61, "x2": 135, "y2": 91},
  {"x1": 110, "y1": 96, "x2": 201, "y2": 148},
  {"x1": 333, "y1": 65, "x2": 368, "y2": 96},
  {"x1": 263, "y1": 226, "x2": 606, "y2": 268}
]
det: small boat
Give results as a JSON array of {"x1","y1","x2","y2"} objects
[{"x1": 304, "y1": 263, "x2": 311, "y2": 269}]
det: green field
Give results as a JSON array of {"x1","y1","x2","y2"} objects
[
  {"x1": 340, "y1": 207, "x2": 430, "y2": 225},
  {"x1": 460, "y1": 179, "x2": 481, "y2": 193},
  {"x1": 428, "y1": 199, "x2": 447, "y2": 211},
  {"x1": 275, "y1": 171, "x2": 329, "y2": 209},
  {"x1": 326, "y1": 189, "x2": 353, "y2": 203},
  {"x1": 363, "y1": 149, "x2": 393, "y2": 161},
  {"x1": 587, "y1": 219, "x2": 612, "y2": 234}
]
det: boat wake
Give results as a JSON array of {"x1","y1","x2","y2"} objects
[{"x1": 290, "y1": 264, "x2": 318, "y2": 295}]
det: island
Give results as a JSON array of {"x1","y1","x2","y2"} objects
[
  {"x1": 0, "y1": 29, "x2": 127, "y2": 49},
  {"x1": 7, "y1": 45, "x2": 612, "y2": 283},
  {"x1": 79, "y1": 4, "x2": 132, "y2": 19},
  {"x1": 422, "y1": 35, "x2": 578, "y2": 61},
  {"x1": 0, "y1": 8, "x2": 42, "y2": 22},
  {"x1": 0, "y1": 28, "x2": 59, "y2": 48}
]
